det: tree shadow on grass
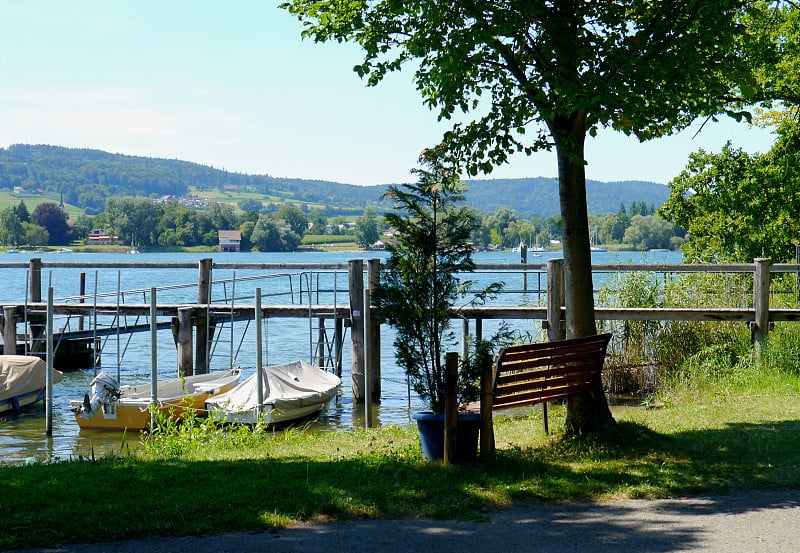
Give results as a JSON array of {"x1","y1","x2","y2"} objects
[{"x1": 4, "y1": 419, "x2": 800, "y2": 550}]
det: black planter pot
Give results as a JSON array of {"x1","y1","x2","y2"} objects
[{"x1": 411, "y1": 411, "x2": 481, "y2": 463}]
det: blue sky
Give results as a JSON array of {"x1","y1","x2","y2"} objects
[{"x1": 0, "y1": 1, "x2": 777, "y2": 186}]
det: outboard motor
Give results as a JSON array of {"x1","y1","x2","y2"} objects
[{"x1": 75, "y1": 372, "x2": 121, "y2": 419}]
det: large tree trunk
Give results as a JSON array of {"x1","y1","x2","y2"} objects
[{"x1": 551, "y1": 112, "x2": 615, "y2": 436}]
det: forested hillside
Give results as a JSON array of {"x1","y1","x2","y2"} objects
[{"x1": 0, "y1": 144, "x2": 669, "y2": 217}]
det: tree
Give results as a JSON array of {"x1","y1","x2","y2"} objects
[
  {"x1": 275, "y1": 205, "x2": 309, "y2": 237},
  {"x1": 13, "y1": 201, "x2": 29, "y2": 223},
  {"x1": 30, "y1": 202, "x2": 70, "y2": 245},
  {"x1": 22, "y1": 222, "x2": 48, "y2": 247},
  {"x1": 660, "y1": 5, "x2": 800, "y2": 263},
  {"x1": 251, "y1": 216, "x2": 301, "y2": 252},
  {"x1": 105, "y1": 197, "x2": 163, "y2": 246},
  {"x1": 623, "y1": 215, "x2": 675, "y2": 251},
  {"x1": 238, "y1": 198, "x2": 264, "y2": 214},
  {"x1": 284, "y1": 0, "x2": 767, "y2": 435},
  {"x1": 661, "y1": 122, "x2": 800, "y2": 262},
  {"x1": 209, "y1": 202, "x2": 239, "y2": 231},
  {"x1": 373, "y1": 152, "x2": 501, "y2": 413},
  {"x1": 0, "y1": 207, "x2": 23, "y2": 246},
  {"x1": 355, "y1": 207, "x2": 380, "y2": 248}
]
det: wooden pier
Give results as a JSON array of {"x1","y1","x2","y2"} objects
[{"x1": 1, "y1": 256, "x2": 800, "y2": 406}]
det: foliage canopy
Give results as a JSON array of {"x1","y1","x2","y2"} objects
[{"x1": 283, "y1": 0, "x2": 768, "y2": 434}]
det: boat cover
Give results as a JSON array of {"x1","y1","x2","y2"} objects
[
  {"x1": 0, "y1": 355, "x2": 63, "y2": 400},
  {"x1": 206, "y1": 360, "x2": 340, "y2": 413}
]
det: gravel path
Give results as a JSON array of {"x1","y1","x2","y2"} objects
[{"x1": 11, "y1": 489, "x2": 800, "y2": 553}]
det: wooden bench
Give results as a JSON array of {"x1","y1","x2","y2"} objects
[{"x1": 479, "y1": 333, "x2": 612, "y2": 456}]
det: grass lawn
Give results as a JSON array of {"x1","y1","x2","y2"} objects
[{"x1": 2, "y1": 367, "x2": 800, "y2": 550}]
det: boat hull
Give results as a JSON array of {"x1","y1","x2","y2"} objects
[
  {"x1": 211, "y1": 399, "x2": 330, "y2": 425},
  {"x1": 205, "y1": 360, "x2": 340, "y2": 425},
  {"x1": 0, "y1": 355, "x2": 64, "y2": 415},
  {"x1": 71, "y1": 369, "x2": 240, "y2": 431}
]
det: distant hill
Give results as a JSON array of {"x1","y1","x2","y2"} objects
[
  {"x1": 0, "y1": 144, "x2": 669, "y2": 218},
  {"x1": 464, "y1": 177, "x2": 669, "y2": 219}
]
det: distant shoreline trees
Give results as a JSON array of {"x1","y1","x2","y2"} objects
[{"x1": 0, "y1": 194, "x2": 683, "y2": 252}]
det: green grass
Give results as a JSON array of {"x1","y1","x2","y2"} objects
[
  {"x1": 3, "y1": 366, "x2": 800, "y2": 550},
  {"x1": 0, "y1": 190, "x2": 83, "y2": 218}
]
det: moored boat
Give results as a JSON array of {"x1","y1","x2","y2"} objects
[
  {"x1": 70, "y1": 368, "x2": 240, "y2": 431},
  {"x1": 0, "y1": 355, "x2": 64, "y2": 415},
  {"x1": 205, "y1": 360, "x2": 340, "y2": 424}
]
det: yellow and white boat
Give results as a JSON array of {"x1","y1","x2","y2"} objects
[{"x1": 71, "y1": 369, "x2": 240, "y2": 431}]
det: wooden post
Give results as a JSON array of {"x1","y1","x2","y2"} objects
[
  {"x1": 78, "y1": 272, "x2": 86, "y2": 332},
  {"x1": 150, "y1": 288, "x2": 158, "y2": 432},
  {"x1": 317, "y1": 317, "x2": 326, "y2": 369},
  {"x1": 255, "y1": 288, "x2": 264, "y2": 419},
  {"x1": 443, "y1": 351, "x2": 459, "y2": 466},
  {"x1": 544, "y1": 258, "x2": 565, "y2": 432},
  {"x1": 462, "y1": 318, "x2": 470, "y2": 360},
  {"x1": 46, "y1": 287, "x2": 54, "y2": 436},
  {"x1": 3, "y1": 306, "x2": 16, "y2": 355},
  {"x1": 28, "y1": 258, "x2": 42, "y2": 303},
  {"x1": 27, "y1": 258, "x2": 44, "y2": 353},
  {"x1": 334, "y1": 317, "x2": 343, "y2": 378},
  {"x1": 175, "y1": 307, "x2": 194, "y2": 376},
  {"x1": 349, "y1": 259, "x2": 365, "y2": 403},
  {"x1": 367, "y1": 258, "x2": 381, "y2": 402},
  {"x1": 753, "y1": 258, "x2": 771, "y2": 351},
  {"x1": 364, "y1": 287, "x2": 372, "y2": 428},
  {"x1": 195, "y1": 258, "x2": 212, "y2": 374},
  {"x1": 520, "y1": 241, "x2": 528, "y2": 292},
  {"x1": 479, "y1": 346, "x2": 495, "y2": 459},
  {"x1": 546, "y1": 258, "x2": 566, "y2": 341}
]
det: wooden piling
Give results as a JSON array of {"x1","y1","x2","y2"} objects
[
  {"x1": 45, "y1": 287, "x2": 53, "y2": 436},
  {"x1": 195, "y1": 258, "x2": 212, "y2": 374},
  {"x1": 520, "y1": 241, "x2": 528, "y2": 291},
  {"x1": 27, "y1": 258, "x2": 44, "y2": 353},
  {"x1": 28, "y1": 258, "x2": 42, "y2": 303},
  {"x1": 349, "y1": 259, "x2": 365, "y2": 403},
  {"x1": 3, "y1": 306, "x2": 16, "y2": 355},
  {"x1": 175, "y1": 307, "x2": 194, "y2": 376},
  {"x1": 334, "y1": 317, "x2": 343, "y2": 378},
  {"x1": 78, "y1": 272, "x2": 86, "y2": 332},
  {"x1": 367, "y1": 258, "x2": 381, "y2": 402},
  {"x1": 363, "y1": 287, "x2": 372, "y2": 428}
]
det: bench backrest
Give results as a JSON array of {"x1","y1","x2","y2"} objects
[{"x1": 492, "y1": 333, "x2": 612, "y2": 410}]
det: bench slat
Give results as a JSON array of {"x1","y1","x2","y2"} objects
[
  {"x1": 497, "y1": 349, "x2": 608, "y2": 371},
  {"x1": 495, "y1": 360, "x2": 602, "y2": 385},
  {"x1": 493, "y1": 383, "x2": 594, "y2": 409},
  {"x1": 491, "y1": 333, "x2": 612, "y2": 410},
  {"x1": 496, "y1": 371, "x2": 596, "y2": 395}
]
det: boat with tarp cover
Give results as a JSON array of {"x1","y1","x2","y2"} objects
[
  {"x1": 0, "y1": 355, "x2": 63, "y2": 415},
  {"x1": 206, "y1": 360, "x2": 340, "y2": 424}
]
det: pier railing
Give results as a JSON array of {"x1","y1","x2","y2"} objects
[{"x1": 1, "y1": 257, "x2": 797, "y2": 404}]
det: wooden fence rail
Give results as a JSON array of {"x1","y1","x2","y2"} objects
[{"x1": 1, "y1": 257, "x2": 798, "y2": 403}]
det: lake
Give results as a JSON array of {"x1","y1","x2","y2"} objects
[{"x1": 0, "y1": 248, "x2": 681, "y2": 464}]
